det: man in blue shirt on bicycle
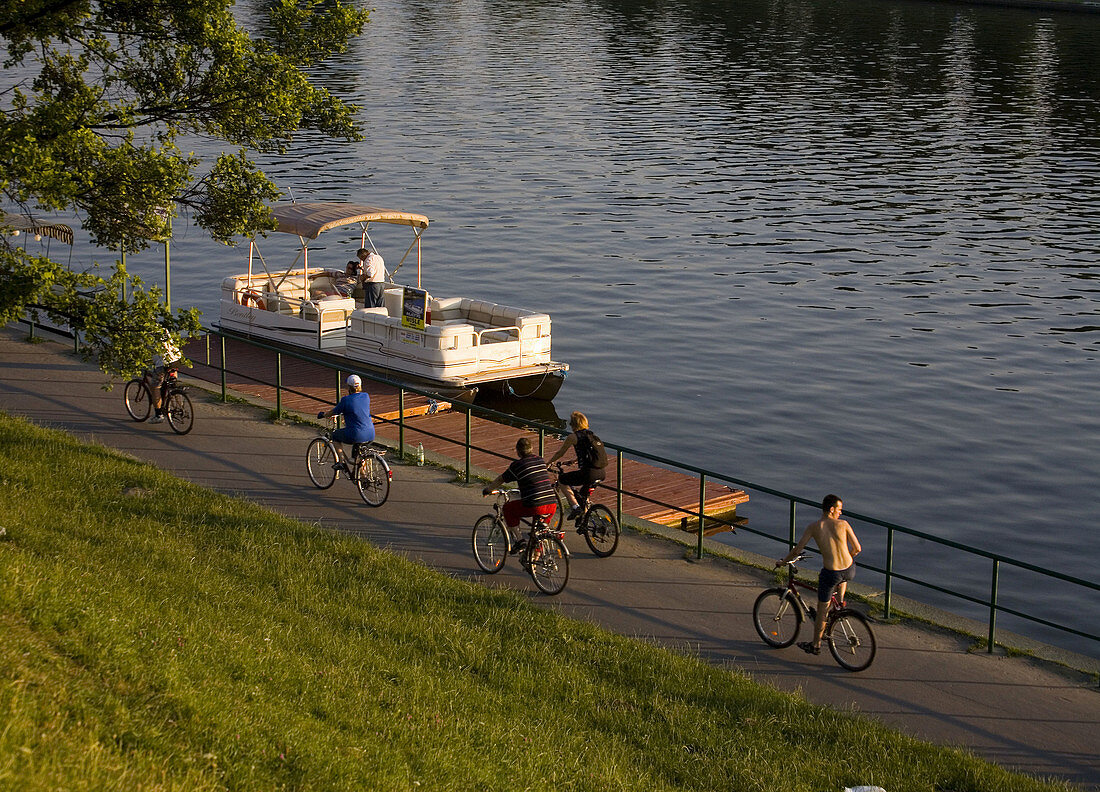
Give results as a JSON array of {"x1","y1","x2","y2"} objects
[{"x1": 317, "y1": 374, "x2": 374, "y2": 473}]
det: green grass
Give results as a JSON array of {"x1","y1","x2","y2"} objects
[{"x1": 0, "y1": 413, "x2": 1072, "y2": 791}]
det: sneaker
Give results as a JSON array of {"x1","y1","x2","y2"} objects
[
  {"x1": 149, "y1": 415, "x2": 165, "y2": 424},
  {"x1": 567, "y1": 506, "x2": 583, "y2": 521},
  {"x1": 797, "y1": 641, "x2": 821, "y2": 656}
]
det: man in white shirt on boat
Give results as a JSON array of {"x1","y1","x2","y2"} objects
[{"x1": 357, "y1": 247, "x2": 386, "y2": 308}]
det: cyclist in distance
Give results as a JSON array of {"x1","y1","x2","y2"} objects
[
  {"x1": 547, "y1": 411, "x2": 607, "y2": 522},
  {"x1": 148, "y1": 328, "x2": 182, "y2": 424},
  {"x1": 776, "y1": 494, "x2": 862, "y2": 656},
  {"x1": 317, "y1": 374, "x2": 374, "y2": 473},
  {"x1": 482, "y1": 437, "x2": 558, "y2": 542}
]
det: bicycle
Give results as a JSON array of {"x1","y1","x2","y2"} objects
[
  {"x1": 752, "y1": 552, "x2": 877, "y2": 672},
  {"x1": 124, "y1": 366, "x2": 194, "y2": 435},
  {"x1": 306, "y1": 418, "x2": 392, "y2": 507},
  {"x1": 472, "y1": 490, "x2": 570, "y2": 595},
  {"x1": 549, "y1": 461, "x2": 620, "y2": 557}
]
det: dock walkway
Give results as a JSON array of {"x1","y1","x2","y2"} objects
[
  {"x1": 183, "y1": 334, "x2": 750, "y2": 531},
  {"x1": 2, "y1": 327, "x2": 1098, "y2": 789}
]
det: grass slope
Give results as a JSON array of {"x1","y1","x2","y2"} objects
[{"x1": 0, "y1": 413, "x2": 1071, "y2": 791}]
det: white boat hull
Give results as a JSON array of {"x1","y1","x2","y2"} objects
[{"x1": 219, "y1": 275, "x2": 567, "y2": 398}]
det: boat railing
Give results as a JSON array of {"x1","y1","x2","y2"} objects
[
  {"x1": 135, "y1": 323, "x2": 1100, "y2": 670},
  {"x1": 471, "y1": 323, "x2": 524, "y2": 368}
]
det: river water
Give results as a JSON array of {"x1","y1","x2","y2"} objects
[{"x1": 23, "y1": 0, "x2": 1100, "y2": 654}]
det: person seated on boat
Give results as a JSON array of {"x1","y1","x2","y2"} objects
[
  {"x1": 334, "y1": 260, "x2": 358, "y2": 298},
  {"x1": 547, "y1": 411, "x2": 608, "y2": 523},
  {"x1": 482, "y1": 436, "x2": 558, "y2": 542},
  {"x1": 357, "y1": 246, "x2": 386, "y2": 309},
  {"x1": 316, "y1": 374, "x2": 375, "y2": 474}
]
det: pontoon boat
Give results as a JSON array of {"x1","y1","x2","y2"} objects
[{"x1": 217, "y1": 202, "x2": 568, "y2": 400}]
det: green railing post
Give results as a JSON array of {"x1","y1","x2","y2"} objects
[
  {"x1": 219, "y1": 335, "x2": 227, "y2": 402},
  {"x1": 538, "y1": 428, "x2": 545, "y2": 457},
  {"x1": 275, "y1": 352, "x2": 282, "y2": 418},
  {"x1": 615, "y1": 450, "x2": 623, "y2": 526},
  {"x1": 398, "y1": 389, "x2": 405, "y2": 457},
  {"x1": 988, "y1": 560, "x2": 1000, "y2": 653},
  {"x1": 696, "y1": 474, "x2": 707, "y2": 559},
  {"x1": 464, "y1": 407, "x2": 472, "y2": 484},
  {"x1": 788, "y1": 500, "x2": 797, "y2": 548},
  {"x1": 884, "y1": 527, "x2": 894, "y2": 619}
]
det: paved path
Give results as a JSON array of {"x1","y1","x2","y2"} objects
[{"x1": 1, "y1": 327, "x2": 1097, "y2": 790}]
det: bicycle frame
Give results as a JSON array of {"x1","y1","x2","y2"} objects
[
  {"x1": 490, "y1": 490, "x2": 567, "y2": 554},
  {"x1": 472, "y1": 490, "x2": 571, "y2": 595},
  {"x1": 144, "y1": 366, "x2": 182, "y2": 403},
  {"x1": 781, "y1": 558, "x2": 844, "y2": 620},
  {"x1": 752, "y1": 552, "x2": 877, "y2": 671},
  {"x1": 306, "y1": 417, "x2": 392, "y2": 506},
  {"x1": 549, "y1": 461, "x2": 600, "y2": 518}
]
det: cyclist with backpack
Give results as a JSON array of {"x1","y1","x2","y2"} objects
[{"x1": 548, "y1": 411, "x2": 608, "y2": 523}]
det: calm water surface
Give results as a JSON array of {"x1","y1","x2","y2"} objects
[{"x1": 44, "y1": 0, "x2": 1100, "y2": 652}]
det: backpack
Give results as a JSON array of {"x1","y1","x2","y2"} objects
[{"x1": 575, "y1": 429, "x2": 607, "y2": 470}]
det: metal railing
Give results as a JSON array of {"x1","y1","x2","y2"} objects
[{"x1": 34, "y1": 316, "x2": 1092, "y2": 663}]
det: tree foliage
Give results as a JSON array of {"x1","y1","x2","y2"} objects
[{"x1": 0, "y1": 0, "x2": 368, "y2": 377}]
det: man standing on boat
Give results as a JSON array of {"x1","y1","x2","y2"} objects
[{"x1": 358, "y1": 247, "x2": 386, "y2": 308}]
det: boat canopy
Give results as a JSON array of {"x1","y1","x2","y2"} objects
[
  {"x1": 0, "y1": 211, "x2": 75, "y2": 245},
  {"x1": 272, "y1": 202, "x2": 429, "y2": 239}
]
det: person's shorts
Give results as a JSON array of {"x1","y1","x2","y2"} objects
[
  {"x1": 503, "y1": 500, "x2": 557, "y2": 528},
  {"x1": 817, "y1": 563, "x2": 855, "y2": 603},
  {"x1": 332, "y1": 427, "x2": 373, "y2": 446},
  {"x1": 559, "y1": 467, "x2": 605, "y2": 489}
]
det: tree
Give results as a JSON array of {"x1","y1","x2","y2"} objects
[{"x1": 0, "y1": 0, "x2": 369, "y2": 376}]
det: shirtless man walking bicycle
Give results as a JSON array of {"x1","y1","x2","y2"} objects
[{"x1": 777, "y1": 494, "x2": 862, "y2": 655}]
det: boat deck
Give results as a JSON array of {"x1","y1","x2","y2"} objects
[{"x1": 183, "y1": 335, "x2": 748, "y2": 532}]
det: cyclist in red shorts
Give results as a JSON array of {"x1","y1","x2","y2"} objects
[{"x1": 482, "y1": 437, "x2": 558, "y2": 536}]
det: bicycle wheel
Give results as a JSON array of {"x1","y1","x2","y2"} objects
[
  {"x1": 752, "y1": 588, "x2": 803, "y2": 648},
  {"x1": 123, "y1": 379, "x2": 152, "y2": 421},
  {"x1": 827, "y1": 609, "x2": 876, "y2": 672},
  {"x1": 165, "y1": 391, "x2": 194, "y2": 435},
  {"x1": 356, "y1": 453, "x2": 391, "y2": 507},
  {"x1": 528, "y1": 534, "x2": 569, "y2": 595},
  {"x1": 582, "y1": 504, "x2": 620, "y2": 557},
  {"x1": 306, "y1": 437, "x2": 338, "y2": 489},
  {"x1": 472, "y1": 515, "x2": 509, "y2": 574}
]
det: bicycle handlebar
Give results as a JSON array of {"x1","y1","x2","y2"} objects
[{"x1": 776, "y1": 552, "x2": 808, "y2": 567}]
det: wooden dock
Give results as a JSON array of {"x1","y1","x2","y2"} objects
[{"x1": 182, "y1": 335, "x2": 748, "y2": 533}]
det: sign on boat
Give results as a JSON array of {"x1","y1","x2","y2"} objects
[{"x1": 216, "y1": 201, "x2": 568, "y2": 400}]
